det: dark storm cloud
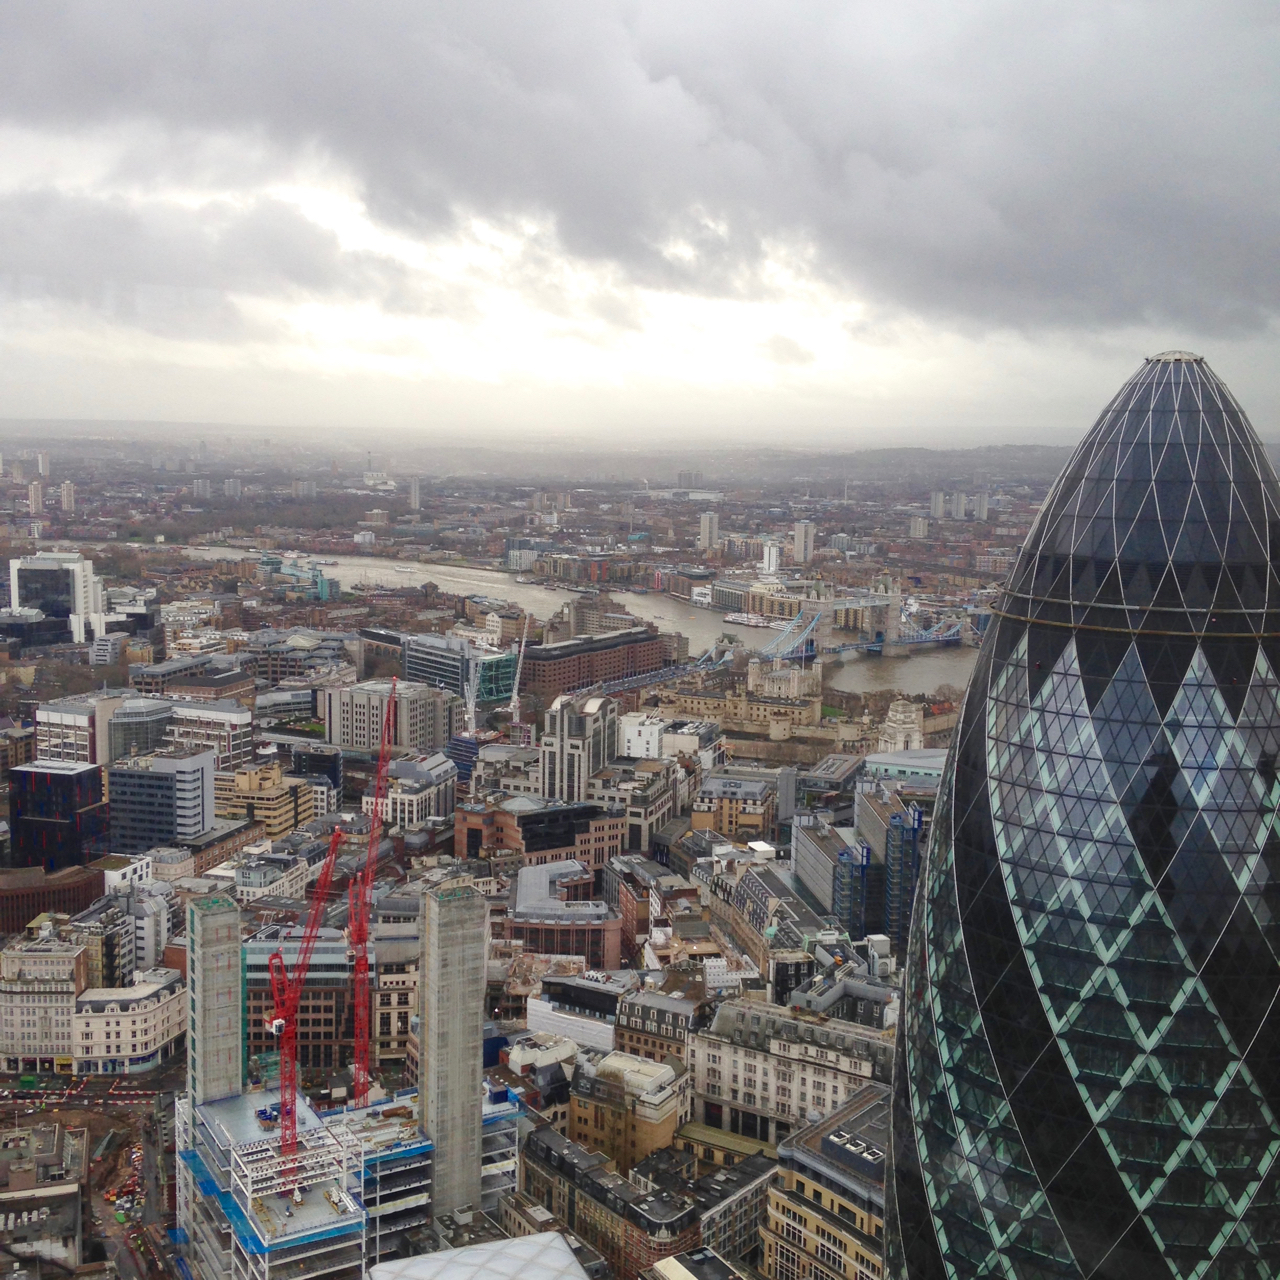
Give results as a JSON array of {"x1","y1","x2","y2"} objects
[{"x1": 0, "y1": 0, "x2": 1277, "y2": 333}]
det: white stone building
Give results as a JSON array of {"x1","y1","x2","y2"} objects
[{"x1": 74, "y1": 967, "x2": 186, "y2": 1075}]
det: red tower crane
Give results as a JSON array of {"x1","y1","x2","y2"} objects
[
  {"x1": 267, "y1": 825, "x2": 345, "y2": 1164},
  {"x1": 350, "y1": 678, "x2": 397, "y2": 1110}
]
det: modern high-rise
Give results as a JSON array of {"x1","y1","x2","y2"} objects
[
  {"x1": 419, "y1": 877, "x2": 485, "y2": 1215},
  {"x1": 186, "y1": 893, "x2": 242, "y2": 1105},
  {"x1": 698, "y1": 512, "x2": 719, "y2": 551},
  {"x1": 792, "y1": 520, "x2": 815, "y2": 564},
  {"x1": 107, "y1": 749, "x2": 216, "y2": 854},
  {"x1": 540, "y1": 692, "x2": 618, "y2": 802},
  {"x1": 888, "y1": 354, "x2": 1280, "y2": 1278},
  {"x1": 9, "y1": 551, "x2": 104, "y2": 643},
  {"x1": 9, "y1": 761, "x2": 110, "y2": 869}
]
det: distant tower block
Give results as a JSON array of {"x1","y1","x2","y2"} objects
[
  {"x1": 409, "y1": 477, "x2": 421, "y2": 511},
  {"x1": 950, "y1": 491, "x2": 967, "y2": 519},
  {"x1": 929, "y1": 491, "x2": 945, "y2": 519}
]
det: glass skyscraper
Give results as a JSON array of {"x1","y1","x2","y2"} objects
[{"x1": 888, "y1": 353, "x2": 1280, "y2": 1278}]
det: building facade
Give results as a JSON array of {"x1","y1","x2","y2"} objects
[
  {"x1": 74, "y1": 965, "x2": 185, "y2": 1074},
  {"x1": 762, "y1": 1086, "x2": 887, "y2": 1280},
  {"x1": 0, "y1": 939, "x2": 87, "y2": 1075},
  {"x1": 888, "y1": 354, "x2": 1280, "y2": 1277},
  {"x1": 9, "y1": 761, "x2": 111, "y2": 870},
  {"x1": 690, "y1": 1001, "x2": 893, "y2": 1148},
  {"x1": 325, "y1": 680, "x2": 463, "y2": 752}
]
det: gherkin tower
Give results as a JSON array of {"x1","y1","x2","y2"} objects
[{"x1": 887, "y1": 353, "x2": 1280, "y2": 1279}]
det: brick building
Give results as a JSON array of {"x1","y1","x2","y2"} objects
[{"x1": 521, "y1": 628, "x2": 666, "y2": 701}]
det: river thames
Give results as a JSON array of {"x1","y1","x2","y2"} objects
[{"x1": 182, "y1": 548, "x2": 978, "y2": 698}]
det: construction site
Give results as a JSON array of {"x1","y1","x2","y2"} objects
[{"x1": 175, "y1": 686, "x2": 493, "y2": 1280}]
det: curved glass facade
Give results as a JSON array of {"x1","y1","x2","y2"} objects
[{"x1": 887, "y1": 353, "x2": 1280, "y2": 1279}]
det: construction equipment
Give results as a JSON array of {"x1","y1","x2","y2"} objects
[
  {"x1": 349, "y1": 678, "x2": 397, "y2": 1110},
  {"x1": 266, "y1": 825, "x2": 345, "y2": 1167},
  {"x1": 507, "y1": 614, "x2": 531, "y2": 728},
  {"x1": 463, "y1": 659, "x2": 482, "y2": 735}
]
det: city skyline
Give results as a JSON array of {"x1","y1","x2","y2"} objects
[{"x1": 0, "y1": 5, "x2": 1278, "y2": 443}]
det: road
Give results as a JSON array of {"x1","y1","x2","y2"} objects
[{"x1": 0, "y1": 1069, "x2": 184, "y2": 1280}]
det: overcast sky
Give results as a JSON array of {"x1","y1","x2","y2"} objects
[{"x1": 0, "y1": 1, "x2": 1277, "y2": 447}]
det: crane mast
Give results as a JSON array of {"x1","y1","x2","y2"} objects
[
  {"x1": 350, "y1": 677, "x2": 397, "y2": 1110},
  {"x1": 507, "y1": 613, "x2": 530, "y2": 728},
  {"x1": 267, "y1": 825, "x2": 345, "y2": 1170}
]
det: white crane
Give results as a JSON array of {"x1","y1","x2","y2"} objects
[
  {"x1": 507, "y1": 613, "x2": 531, "y2": 727},
  {"x1": 464, "y1": 659, "x2": 482, "y2": 735}
]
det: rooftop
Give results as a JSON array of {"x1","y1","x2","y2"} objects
[{"x1": 369, "y1": 1231, "x2": 591, "y2": 1280}]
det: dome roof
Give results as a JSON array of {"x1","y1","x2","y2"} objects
[{"x1": 1002, "y1": 354, "x2": 1280, "y2": 643}]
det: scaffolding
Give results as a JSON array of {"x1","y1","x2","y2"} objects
[{"x1": 177, "y1": 1089, "x2": 365, "y2": 1280}]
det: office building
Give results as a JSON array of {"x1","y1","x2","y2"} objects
[
  {"x1": 928, "y1": 491, "x2": 945, "y2": 519},
  {"x1": 363, "y1": 753, "x2": 458, "y2": 828},
  {"x1": 569, "y1": 1051, "x2": 686, "y2": 1174},
  {"x1": 108, "y1": 696, "x2": 174, "y2": 760},
  {"x1": 690, "y1": 1000, "x2": 894, "y2": 1147},
  {"x1": 325, "y1": 679, "x2": 463, "y2": 752},
  {"x1": 74, "y1": 965, "x2": 185, "y2": 1075},
  {"x1": 214, "y1": 760, "x2": 316, "y2": 838},
  {"x1": 792, "y1": 821, "x2": 880, "y2": 942},
  {"x1": 690, "y1": 776, "x2": 776, "y2": 841},
  {"x1": 0, "y1": 938, "x2": 87, "y2": 1075},
  {"x1": 419, "y1": 877, "x2": 486, "y2": 1216},
  {"x1": 404, "y1": 632, "x2": 517, "y2": 702},
  {"x1": 455, "y1": 794, "x2": 625, "y2": 872},
  {"x1": 243, "y1": 925, "x2": 355, "y2": 1072},
  {"x1": 166, "y1": 700, "x2": 254, "y2": 769},
  {"x1": 852, "y1": 789, "x2": 922, "y2": 956},
  {"x1": 35, "y1": 690, "x2": 126, "y2": 763},
  {"x1": 291, "y1": 741, "x2": 345, "y2": 813},
  {"x1": 508, "y1": 860, "x2": 623, "y2": 969},
  {"x1": 9, "y1": 552, "x2": 103, "y2": 644},
  {"x1": 541, "y1": 693, "x2": 618, "y2": 803},
  {"x1": 9, "y1": 761, "x2": 110, "y2": 870},
  {"x1": 761, "y1": 1086, "x2": 887, "y2": 1280},
  {"x1": 889, "y1": 354, "x2": 1280, "y2": 1278},
  {"x1": 62, "y1": 896, "x2": 136, "y2": 989},
  {"x1": 107, "y1": 749, "x2": 216, "y2": 855},
  {"x1": 185, "y1": 894, "x2": 242, "y2": 1105},
  {"x1": 792, "y1": 521, "x2": 815, "y2": 564},
  {"x1": 698, "y1": 512, "x2": 719, "y2": 552}
]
